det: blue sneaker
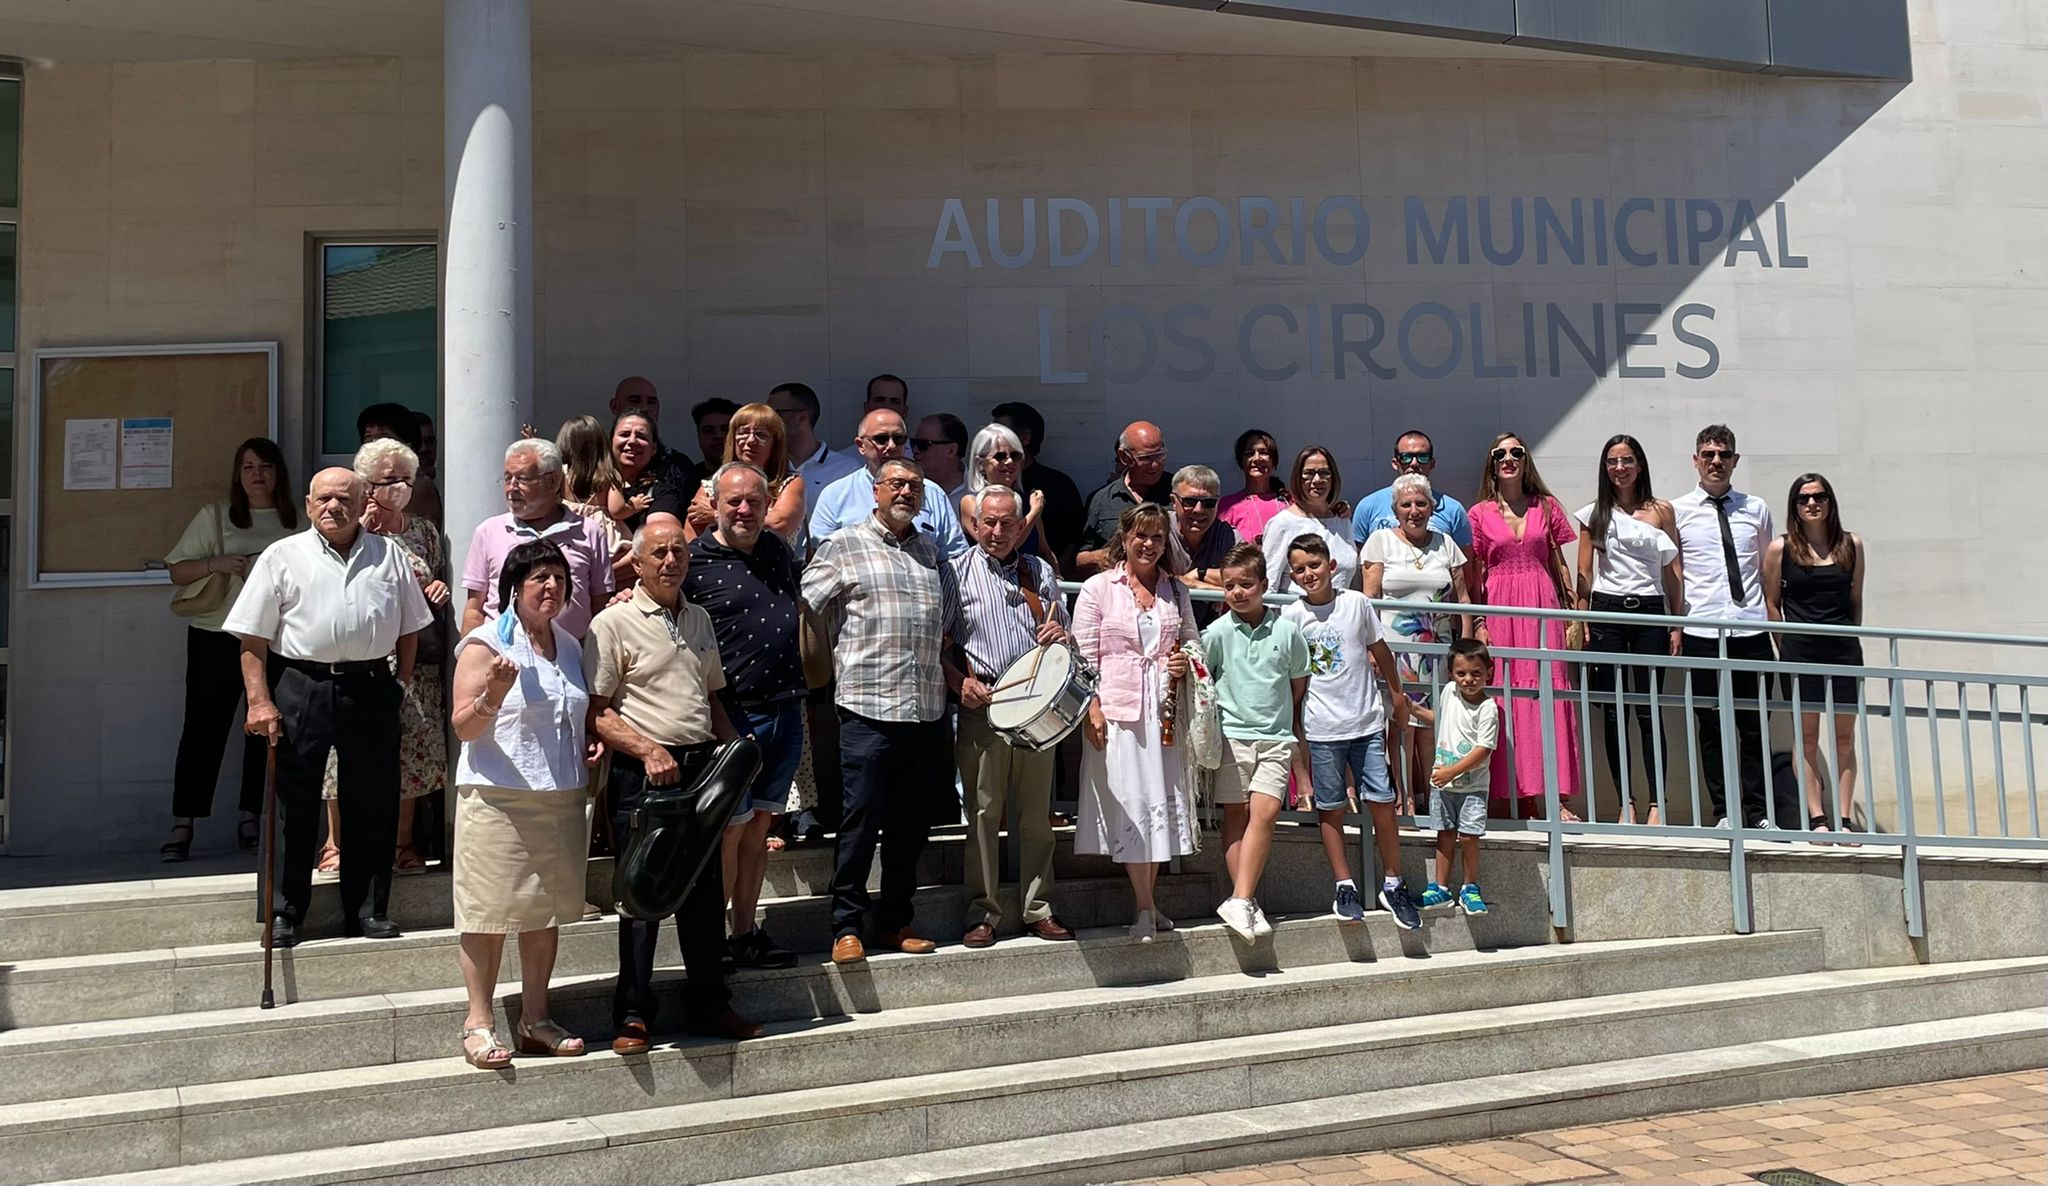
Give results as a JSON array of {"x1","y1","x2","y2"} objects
[
  {"x1": 1458, "y1": 884, "x2": 1488, "y2": 916},
  {"x1": 1419, "y1": 882, "x2": 1454, "y2": 910},
  {"x1": 1332, "y1": 883, "x2": 1366, "y2": 922},
  {"x1": 1378, "y1": 882, "x2": 1422, "y2": 931}
]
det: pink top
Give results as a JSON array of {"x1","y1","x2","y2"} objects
[
  {"x1": 1217, "y1": 489, "x2": 1288, "y2": 543},
  {"x1": 461, "y1": 508, "x2": 615, "y2": 641},
  {"x1": 1072, "y1": 565, "x2": 1198, "y2": 723}
]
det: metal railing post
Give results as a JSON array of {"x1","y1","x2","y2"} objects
[
  {"x1": 1720, "y1": 628, "x2": 1752, "y2": 934},
  {"x1": 1538, "y1": 639, "x2": 1568, "y2": 930},
  {"x1": 1889, "y1": 640, "x2": 1925, "y2": 940}
]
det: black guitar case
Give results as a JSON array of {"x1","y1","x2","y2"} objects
[{"x1": 613, "y1": 736, "x2": 762, "y2": 922}]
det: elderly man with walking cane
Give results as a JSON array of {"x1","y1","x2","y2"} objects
[{"x1": 226, "y1": 467, "x2": 433, "y2": 948}]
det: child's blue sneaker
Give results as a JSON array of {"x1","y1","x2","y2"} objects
[
  {"x1": 1419, "y1": 882, "x2": 1454, "y2": 910},
  {"x1": 1457, "y1": 883, "x2": 1488, "y2": 916}
]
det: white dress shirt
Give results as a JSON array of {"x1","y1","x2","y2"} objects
[
  {"x1": 1671, "y1": 485, "x2": 1773, "y2": 637},
  {"x1": 223, "y1": 527, "x2": 435, "y2": 662}
]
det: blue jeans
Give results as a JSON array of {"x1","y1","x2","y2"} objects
[
  {"x1": 730, "y1": 699, "x2": 804, "y2": 820},
  {"x1": 1307, "y1": 733, "x2": 1394, "y2": 810}
]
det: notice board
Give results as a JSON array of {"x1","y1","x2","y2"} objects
[{"x1": 30, "y1": 343, "x2": 278, "y2": 587}]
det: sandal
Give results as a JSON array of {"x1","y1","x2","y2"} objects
[
  {"x1": 238, "y1": 816, "x2": 261, "y2": 854},
  {"x1": 160, "y1": 823, "x2": 194, "y2": 864},
  {"x1": 764, "y1": 834, "x2": 786, "y2": 853},
  {"x1": 514, "y1": 1018, "x2": 586, "y2": 1057},
  {"x1": 315, "y1": 842, "x2": 341, "y2": 874},
  {"x1": 392, "y1": 845, "x2": 427, "y2": 875},
  {"x1": 460, "y1": 1025, "x2": 514, "y2": 1069}
]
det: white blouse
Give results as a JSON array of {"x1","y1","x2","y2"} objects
[
  {"x1": 454, "y1": 618, "x2": 591, "y2": 793},
  {"x1": 1577, "y1": 502, "x2": 1679, "y2": 599},
  {"x1": 1262, "y1": 509, "x2": 1359, "y2": 595}
]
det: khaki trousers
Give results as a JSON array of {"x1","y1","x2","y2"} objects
[{"x1": 957, "y1": 705, "x2": 1058, "y2": 927}]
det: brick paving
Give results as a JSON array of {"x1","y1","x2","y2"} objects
[{"x1": 1138, "y1": 1072, "x2": 2046, "y2": 1185}]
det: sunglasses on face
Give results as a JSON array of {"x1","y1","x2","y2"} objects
[
  {"x1": 864, "y1": 432, "x2": 909, "y2": 447},
  {"x1": 1176, "y1": 495, "x2": 1219, "y2": 510},
  {"x1": 1604, "y1": 456, "x2": 1639, "y2": 469},
  {"x1": 1490, "y1": 446, "x2": 1527, "y2": 462},
  {"x1": 908, "y1": 438, "x2": 954, "y2": 453},
  {"x1": 983, "y1": 450, "x2": 1022, "y2": 464},
  {"x1": 1796, "y1": 491, "x2": 1831, "y2": 505},
  {"x1": 1697, "y1": 448, "x2": 1735, "y2": 461},
  {"x1": 1395, "y1": 451, "x2": 1433, "y2": 465}
]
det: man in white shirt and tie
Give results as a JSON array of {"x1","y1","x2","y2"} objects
[
  {"x1": 226, "y1": 468, "x2": 434, "y2": 945},
  {"x1": 1671, "y1": 425, "x2": 1776, "y2": 829}
]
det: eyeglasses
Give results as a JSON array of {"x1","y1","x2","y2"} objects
[
  {"x1": 1795, "y1": 491, "x2": 1831, "y2": 505},
  {"x1": 1697, "y1": 448, "x2": 1735, "y2": 461},
  {"x1": 1603, "y1": 456, "x2": 1639, "y2": 469},
  {"x1": 1175, "y1": 495, "x2": 1219, "y2": 510},
  {"x1": 502, "y1": 473, "x2": 547, "y2": 489},
  {"x1": 1394, "y1": 451, "x2": 1433, "y2": 465},
  {"x1": 371, "y1": 476, "x2": 414, "y2": 490},
  {"x1": 1490, "y1": 446, "x2": 1527, "y2": 462},
  {"x1": 983, "y1": 450, "x2": 1022, "y2": 465},
  {"x1": 909, "y1": 438, "x2": 954, "y2": 453},
  {"x1": 732, "y1": 426, "x2": 773, "y2": 443},
  {"x1": 1123, "y1": 448, "x2": 1167, "y2": 465},
  {"x1": 877, "y1": 476, "x2": 919, "y2": 492},
  {"x1": 1301, "y1": 468, "x2": 1334, "y2": 480},
  {"x1": 863, "y1": 432, "x2": 909, "y2": 447}
]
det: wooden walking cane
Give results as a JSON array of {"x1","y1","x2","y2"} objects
[{"x1": 259, "y1": 740, "x2": 279, "y2": 1010}]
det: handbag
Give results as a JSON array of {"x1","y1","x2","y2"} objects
[
  {"x1": 170, "y1": 504, "x2": 235, "y2": 619},
  {"x1": 613, "y1": 736, "x2": 762, "y2": 921},
  {"x1": 1543, "y1": 499, "x2": 1588, "y2": 651}
]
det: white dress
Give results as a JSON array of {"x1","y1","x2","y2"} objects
[{"x1": 1077, "y1": 606, "x2": 1198, "y2": 864}]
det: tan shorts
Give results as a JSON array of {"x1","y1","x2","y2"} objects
[{"x1": 1212, "y1": 737, "x2": 1295, "y2": 805}]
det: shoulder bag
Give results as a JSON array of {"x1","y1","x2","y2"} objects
[{"x1": 170, "y1": 504, "x2": 234, "y2": 620}]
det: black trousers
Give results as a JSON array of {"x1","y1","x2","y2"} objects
[
  {"x1": 1587, "y1": 595, "x2": 1671, "y2": 810},
  {"x1": 172, "y1": 627, "x2": 267, "y2": 820},
  {"x1": 268, "y1": 657, "x2": 400, "y2": 928},
  {"x1": 833, "y1": 711, "x2": 948, "y2": 936},
  {"x1": 1682, "y1": 633, "x2": 1773, "y2": 825},
  {"x1": 609, "y1": 745, "x2": 729, "y2": 1028}
]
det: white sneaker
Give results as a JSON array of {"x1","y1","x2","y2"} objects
[
  {"x1": 1128, "y1": 910, "x2": 1156, "y2": 942},
  {"x1": 1218, "y1": 897, "x2": 1257, "y2": 941},
  {"x1": 1248, "y1": 900, "x2": 1275, "y2": 938}
]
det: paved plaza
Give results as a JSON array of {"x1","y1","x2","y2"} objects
[{"x1": 1141, "y1": 1072, "x2": 2047, "y2": 1186}]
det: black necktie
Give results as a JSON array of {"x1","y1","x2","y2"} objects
[{"x1": 1708, "y1": 492, "x2": 1745, "y2": 603}]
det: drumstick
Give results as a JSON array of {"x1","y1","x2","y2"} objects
[{"x1": 988, "y1": 644, "x2": 1049, "y2": 695}]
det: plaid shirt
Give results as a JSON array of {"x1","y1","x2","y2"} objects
[{"x1": 802, "y1": 514, "x2": 960, "y2": 723}]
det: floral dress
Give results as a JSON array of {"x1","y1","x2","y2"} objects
[{"x1": 322, "y1": 515, "x2": 449, "y2": 802}]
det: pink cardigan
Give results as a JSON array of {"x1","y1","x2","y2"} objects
[{"x1": 1073, "y1": 565, "x2": 1198, "y2": 724}]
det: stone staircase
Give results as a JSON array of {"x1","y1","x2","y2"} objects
[{"x1": 0, "y1": 835, "x2": 2042, "y2": 1186}]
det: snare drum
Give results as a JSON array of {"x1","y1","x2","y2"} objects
[{"x1": 985, "y1": 643, "x2": 1099, "y2": 752}]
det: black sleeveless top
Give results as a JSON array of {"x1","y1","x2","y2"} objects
[{"x1": 1777, "y1": 546, "x2": 1861, "y2": 664}]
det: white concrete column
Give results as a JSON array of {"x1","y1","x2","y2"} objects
[{"x1": 442, "y1": 0, "x2": 533, "y2": 578}]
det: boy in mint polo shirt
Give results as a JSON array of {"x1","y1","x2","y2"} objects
[{"x1": 1202, "y1": 542, "x2": 1310, "y2": 942}]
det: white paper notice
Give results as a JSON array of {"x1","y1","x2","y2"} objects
[
  {"x1": 62, "y1": 418, "x2": 118, "y2": 490},
  {"x1": 119, "y1": 417, "x2": 174, "y2": 490}
]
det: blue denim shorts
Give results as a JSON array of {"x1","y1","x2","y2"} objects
[
  {"x1": 730, "y1": 699, "x2": 804, "y2": 822},
  {"x1": 1307, "y1": 733, "x2": 1394, "y2": 810},
  {"x1": 1432, "y1": 786, "x2": 1489, "y2": 836}
]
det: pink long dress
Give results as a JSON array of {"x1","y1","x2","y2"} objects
[{"x1": 1469, "y1": 496, "x2": 1582, "y2": 805}]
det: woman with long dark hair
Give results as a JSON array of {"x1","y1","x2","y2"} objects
[
  {"x1": 1764, "y1": 473, "x2": 1865, "y2": 843},
  {"x1": 1574, "y1": 434, "x2": 1684, "y2": 823},
  {"x1": 1469, "y1": 432, "x2": 1581, "y2": 819},
  {"x1": 1261, "y1": 446, "x2": 1358, "y2": 595},
  {"x1": 160, "y1": 438, "x2": 300, "y2": 861}
]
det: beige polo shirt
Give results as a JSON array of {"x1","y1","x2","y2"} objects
[{"x1": 583, "y1": 584, "x2": 726, "y2": 747}]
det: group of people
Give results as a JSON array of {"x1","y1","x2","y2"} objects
[{"x1": 159, "y1": 371, "x2": 1869, "y2": 1068}]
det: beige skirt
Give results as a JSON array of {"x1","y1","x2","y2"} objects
[{"x1": 453, "y1": 784, "x2": 592, "y2": 934}]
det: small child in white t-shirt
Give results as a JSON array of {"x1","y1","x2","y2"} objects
[{"x1": 1405, "y1": 637, "x2": 1499, "y2": 916}]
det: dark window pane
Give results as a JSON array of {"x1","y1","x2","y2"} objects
[
  {"x1": 0, "y1": 80, "x2": 18, "y2": 208},
  {"x1": 0, "y1": 368, "x2": 12, "y2": 500},
  {"x1": 0, "y1": 225, "x2": 15, "y2": 354},
  {"x1": 321, "y1": 243, "x2": 437, "y2": 455},
  {"x1": 0, "y1": 518, "x2": 11, "y2": 649}
]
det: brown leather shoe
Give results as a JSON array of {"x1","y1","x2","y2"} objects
[
  {"x1": 684, "y1": 1008, "x2": 764, "y2": 1041},
  {"x1": 1024, "y1": 916, "x2": 1075, "y2": 941},
  {"x1": 961, "y1": 921, "x2": 997, "y2": 949},
  {"x1": 831, "y1": 933, "x2": 867, "y2": 965},
  {"x1": 870, "y1": 926, "x2": 938, "y2": 954},
  {"x1": 611, "y1": 1019, "x2": 651, "y2": 1055}
]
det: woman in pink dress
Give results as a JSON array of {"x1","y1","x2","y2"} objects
[{"x1": 1468, "y1": 432, "x2": 1582, "y2": 819}]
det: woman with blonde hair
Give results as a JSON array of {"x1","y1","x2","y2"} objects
[
  {"x1": 1469, "y1": 431, "x2": 1581, "y2": 819},
  {"x1": 686, "y1": 402, "x2": 808, "y2": 548}
]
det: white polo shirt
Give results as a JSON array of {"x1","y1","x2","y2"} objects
[
  {"x1": 1671, "y1": 485, "x2": 1774, "y2": 638},
  {"x1": 223, "y1": 528, "x2": 434, "y2": 662}
]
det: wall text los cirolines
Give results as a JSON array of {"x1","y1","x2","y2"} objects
[{"x1": 925, "y1": 195, "x2": 1809, "y2": 384}]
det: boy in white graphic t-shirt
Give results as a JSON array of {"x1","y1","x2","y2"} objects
[{"x1": 1407, "y1": 637, "x2": 1499, "y2": 917}]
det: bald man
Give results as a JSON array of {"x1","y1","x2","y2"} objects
[
  {"x1": 225, "y1": 467, "x2": 434, "y2": 946},
  {"x1": 808, "y1": 408, "x2": 968, "y2": 557},
  {"x1": 1074, "y1": 420, "x2": 1174, "y2": 575}
]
